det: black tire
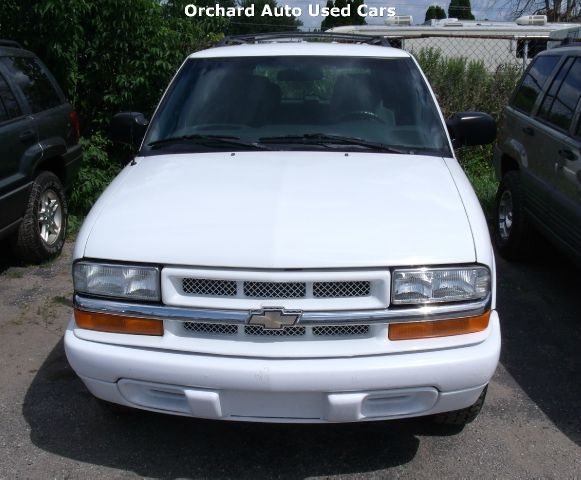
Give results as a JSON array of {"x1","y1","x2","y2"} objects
[
  {"x1": 11, "y1": 171, "x2": 68, "y2": 263},
  {"x1": 96, "y1": 398, "x2": 135, "y2": 415},
  {"x1": 493, "y1": 171, "x2": 532, "y2": 260},
  {"x1": 433, "y1": 386, "x2": 487, "y2": 426}
]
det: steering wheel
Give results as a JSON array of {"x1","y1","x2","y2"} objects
[{"x1": 338, "y1": 111, "x2": 385, "y2": 124}]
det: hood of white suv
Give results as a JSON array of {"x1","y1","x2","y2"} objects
[{"x1": 79, "y1": 152, "x2": 475, "y2": 268}]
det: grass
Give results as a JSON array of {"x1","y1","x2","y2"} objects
[{"x1": 457, "y1": 146, "x2": 498, "y2": 222}]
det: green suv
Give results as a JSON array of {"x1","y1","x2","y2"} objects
[
  {"x1": 0, "y1": 40, "x2": 82, "y2": 262},
  {"x1": 494, "y1": 45, "x2": 581, "y2": 265}
]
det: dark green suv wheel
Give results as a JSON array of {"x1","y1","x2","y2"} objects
[
  {"x1": 494, "y1": 171, "x2": 533, "y2": 260},
  {"x1": 11, "y1": 171, "x2": 68, "y2": 263}
]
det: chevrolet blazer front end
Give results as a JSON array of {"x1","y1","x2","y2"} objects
[{"x1": 65, "y1": 40, "x2": 500, "y2": 424}]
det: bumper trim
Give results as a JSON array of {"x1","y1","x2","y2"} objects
[
  {"x1": 79, "y1": 374, "x2": 487, "y2": 423},
  {"x1": 74, "y1": 294, "x2": 491, "y2": 325}
]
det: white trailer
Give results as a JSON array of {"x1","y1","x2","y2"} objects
[{"x1": 328, "y1": 16, "x2": 581, "y2": 70}]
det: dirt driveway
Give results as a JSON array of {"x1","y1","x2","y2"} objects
[{"x1": 0, "y1": 240, "x2": 580, "y2": 479}]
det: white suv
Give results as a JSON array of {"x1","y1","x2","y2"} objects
[{"x1": 65, "y1": 34, "x2": 500, "y2": 425}]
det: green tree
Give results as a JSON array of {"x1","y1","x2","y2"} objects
[
  {"x1": 320, "y1": 0, "x2": 367, "y2": 30},
  {"x1": 227, "y1": 0, "x2": 302, "y2": 35},
  {"x1": 425, "y1": 5, "x2": 447, "y2": 21},
  {"x1": 0, "y1": 0, "x2": 224, "y2": 133},
  {"x1": 448, "y1": 0, "x2": 475, "y2": 20}
]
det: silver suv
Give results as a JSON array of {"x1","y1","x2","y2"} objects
[{"x1": 493, "y1": 45, "x2": 581, "y2": 265}]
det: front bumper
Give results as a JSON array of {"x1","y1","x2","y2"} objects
[{"x1": 65, "y1": 312, "x2": 500, "y2": 423}]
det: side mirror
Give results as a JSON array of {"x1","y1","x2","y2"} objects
[
  {"x1": 110, "y1": 112, "x2": 149, "y2": 150},
  {"x1": 446, "y1": 112, "x2": 496, "y2": 148}
]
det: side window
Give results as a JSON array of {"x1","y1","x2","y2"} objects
[
  {"x1": 537, "y1": 57, "x2": 581, "y2": 132},
  {"x1": 0, "y1": 56, "x2": 61, "y2": 113},
  {"x1": 538, "y1": 58, "x2": 574, "y2": 122},
  {"x1": 0, "y1": 73, "x2": 21, "y2": 122},
  {"x1": 511, "y1": 55, "x2": 560, "y2": 114}
]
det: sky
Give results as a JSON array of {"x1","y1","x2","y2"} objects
[{"x1": 277, "y1": 1, "x2": 516, "y2": 30}]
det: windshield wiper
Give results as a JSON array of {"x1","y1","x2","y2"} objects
[
  {"x1": 147, "y1": 134, "x2": 271, "y2": 151},
  {"x1": 259, "y1": 133, "x2": 412, "y2": 154}
]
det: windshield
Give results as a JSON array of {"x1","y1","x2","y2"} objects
[{"x1": 143, "y1": 55, "x2": 451, "y2": 156}]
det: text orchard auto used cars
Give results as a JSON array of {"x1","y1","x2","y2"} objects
[{"x1": 183, "y1": 3, "x2": 397, "y2": 19}]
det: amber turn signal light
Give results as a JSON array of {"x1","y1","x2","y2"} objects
[
  {"x1": 74, "y1": 309, "x2": 164, "y2": 336},
  {"x1": 388, "y1": 311, "x2": 491, "y2": 341}
]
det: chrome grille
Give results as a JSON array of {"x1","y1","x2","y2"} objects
[
  {"x1": 313, "y1": 281, "x2": 371, "y2": 298},
  {"x1": 182, "y1": 278, "x2": 237, "y2": 297},
  {"x1": 182, "y1": 322, "x2": 370, "y2": 338},
  {"x1": 244, "y1": 325, "x2": 306, "y2": 336},
  {"x1": 183, "y1": 322, "x2": 238, "y2": 335},
  {"x1": 312, "y1": 325, "x2": 370, "y2": 336},
  {"x1": 244, "y1": 281, "x2": 306, "y2": 298}
]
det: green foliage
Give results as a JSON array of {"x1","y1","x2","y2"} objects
[
  {"x1": 0, "y1": 0, "x2": 223, "y2": 134},
  {"x1": 448, "y1": 0, "x2": 475, "y2": 20},
  {"x1": 457, "y1": 146, "x2": 498, "y2": 220},
  {"x1": 320, "y1": 0, "x2": 366, "y2": 30},
  {"x1": 425, "y1": 5, "x2": 447, "y2": 21},
  {"x1": 227, "y1": 0, "x2": 302, "y2": 34},
  {"x1": 415, "y1": 47, "x2": 521, "y2": 120},
  {"x1": 69, "y1": 133, "x2": 122, "y2": 218}
]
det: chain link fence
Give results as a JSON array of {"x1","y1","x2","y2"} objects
[
  {"x1": 387, "y1": 34, "x2": 544, "y2": 118},
  {"x1": 397, "y1": 35, "x2": 546, "y2": 72}
]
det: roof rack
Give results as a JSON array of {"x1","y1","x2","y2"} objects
[
  {"x1": 217, "y1": 32, "x2": 391, "y2": 47},
  {"x1": 0, "y1": 39, "x2": 22, "y2": 49}
]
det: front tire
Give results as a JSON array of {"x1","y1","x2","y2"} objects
[
  {"x1": 433, "y1": 386, "x2": 487, "y2": 426},
  {"x1": 12, "y1": 171, "x2": 68, "y2": 263},
  {"x1": 96, "y1": 398, "x2": 135, "y2": 415},
  {"x1": 493, "y1": 171, "x2": 532, "y2": 260}
]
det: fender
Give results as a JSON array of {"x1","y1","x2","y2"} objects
[
  {"x1": 20, "y1": 137, "x2": 67, "y2": 179},
  {"x1": 493, "y1": 134, "x2": 527, "y2": 183},
  {"x1": 16, "y1": 142, "x2": 44, "y2": 182},
  {"x1": 501, "y1": 138, "x2": 528, "y2": 170},
  {"x1": 39, "y1": 137, "x2": 67, "y2": 160}
]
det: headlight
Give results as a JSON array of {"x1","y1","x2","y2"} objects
[
  {"x1": 392, "y1": 266, "x2": 490, "y2": 305},
  {"x1": 73, "y1": 262, "x2": 160, "y2": 301}
]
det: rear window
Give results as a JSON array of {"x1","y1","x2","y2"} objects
[
  {"x1": 511, "y1": 55, "x2": 560, "y2": 114},
  {"x1": 0, "y1": 56, "x2": 61, "y2": 113},
  {"x1": 0, "y1": 72, "x2": 21, "y2": 122}
]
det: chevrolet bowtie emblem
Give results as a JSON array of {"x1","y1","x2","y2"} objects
[{"x1": 248, "y1": 308, "x2": 302, "y2": 330}]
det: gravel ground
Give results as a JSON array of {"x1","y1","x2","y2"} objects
[{"x1": 0, "y1": 239, "x2": 579, "y2": 479}]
